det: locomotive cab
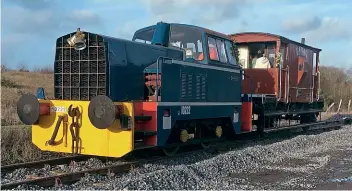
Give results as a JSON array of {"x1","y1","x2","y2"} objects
[{"x1": 133, "y1": 23, "x2": 239, "y2": 67}]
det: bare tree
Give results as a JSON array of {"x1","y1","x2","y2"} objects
[
  {"x1": 1, "y1": 63, "x2": 8, "y2": 72},
  {"x1": 320, "y1": 66, "x2": 352, "y2": 111},
  {"x1": 17, "y1": 60, "x2": 29, "y2": 72},
  {"x1": 33, "y1": 65, "x2": 54, "y2": 74}
]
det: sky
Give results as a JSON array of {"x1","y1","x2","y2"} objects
[{"x1": 1, "y1": 0, "x2": 352, "y2": 70}]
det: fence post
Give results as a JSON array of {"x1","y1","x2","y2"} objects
[
  {"x1": 348, "y1": 99, "x2": 351, "y2": 113},
  {"x1": 326, "y1": 103, "x2": 335, "y2": 112},
  {"x1": 337, "y1": 99, "x2": 342, "y2": 113}
]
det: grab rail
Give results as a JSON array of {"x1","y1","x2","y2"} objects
[
  {"x1": 243, "y1": 72, "x2": 254, "y2": 102},
  {"x1": 286, "y1": 65, "x2": 290, "y2": 103},
  {"x1": 155, "y1": 56, "x2": 172, "y2": 102},
  {"x1": 278, "y1": 64, "x2": 282, "y2": 102}
]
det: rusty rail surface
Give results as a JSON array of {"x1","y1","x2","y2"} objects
[{"x1": 1, "y1": 155, "x2": 90, "y2": 174}]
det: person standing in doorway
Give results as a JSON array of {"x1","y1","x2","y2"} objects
[{"x1": 254, "y1": 49, "x2": 271, "y2": 69}]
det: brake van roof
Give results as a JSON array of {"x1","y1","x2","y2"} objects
[{"x1": 230, "y1": 32, "x2": 322, "y2": 52}]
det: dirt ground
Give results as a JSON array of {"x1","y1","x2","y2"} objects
[
  {"x1": 230, "y1": 146, "x2": 352, "y2": 190},
  {"x1": 229, "y1": 127, "x2": 352, "y2": 190},
  {"x1": 314, "y1": 148, "x2": 352, "y2": 190}
]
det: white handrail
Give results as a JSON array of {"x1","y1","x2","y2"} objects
[
  {"x1": 286, "y1": 65, "x2": 290, "y2": 103},
  {"x1": 278, "y1": 64, "x2": 282, "y2": 102}
]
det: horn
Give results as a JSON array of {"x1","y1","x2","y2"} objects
[{"x1": 67, "y1": 28, "x2": 86, "y2": 51}]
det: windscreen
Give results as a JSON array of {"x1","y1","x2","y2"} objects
[
  {"x1": 169, "y1": 25, "x2": 204, "y2": 61},
  {"x1": 133, "y1": 28, "x2": 155, "y2": 44}
]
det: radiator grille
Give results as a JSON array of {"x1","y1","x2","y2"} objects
[{"x1": 54, "y1": 32, "x2": 107, "y2": 100}]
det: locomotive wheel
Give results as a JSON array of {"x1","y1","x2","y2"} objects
[
  {"x1": 17, "y1": 94, "x2": 40, "y2": 125},
  {"x1": 162, "y1": 146, "x2": 179, "y2": 157},
  {"x1": 302, "y1": 126, "x2": 309, "y2": 133},
  {"x1": 215, "y1": 126, "x2": 223, "y2": 138},
  {"x1": 200, "y1": 142, "x2": 211, "y2": 149},
  {"x1": 257, "y1": 128, "x2": 265, "y2": 137},
  {"x1": 180, "y1": 129, "x2": 189, "y2": 143},
  {"x1": 301, "y1": 113, "x2": 317, "y2": 132}
]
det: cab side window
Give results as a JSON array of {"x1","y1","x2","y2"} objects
[
  {"x1": 208, "y1": 37, "x2": 220, "y2": 61},
  {"x1": 225, "y1": 41, "x2": 237, "y2": 65},
  {"x1": 216, "y1": 39, "x2": 227, "y2": 63},
  {"x1": 208, "y1": 36, "x2": 228, "y2": 64}
]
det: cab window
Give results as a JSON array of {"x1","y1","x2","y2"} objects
[
  {"x1": 225, "y1": 41, "x2": 237, "y2": 65},
  {"x1": 170, "y1": 26, "x2": 204, "y2": 61},
  {"x1": 208, "y1": 36, "x2": 228, "y2": 64},
  {"x1": 216, "y1": 39, "x2": 227, "y2": 63},
  {"x1": 207, "y1": 37, "x2": 220, "y2": 61}
]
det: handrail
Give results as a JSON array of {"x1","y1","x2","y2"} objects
[
  {"x1": 286, "y1": 65, "x2": 290, "y2": 103},
  {"x1": 243, "y1": 72, "x2": 254, "y2": 102},
  {"x1": 155, "y1": 56, "x2": 173, "y2": 102},
  {"x1": 156, "y1": 57, "x2": 162, "y2": 102},
  {"x1": 311, "y1": 72, "x2": 315, "y2": 103},
  {"x1": 316, "y1": 71, "x2": 320, "y2": 101},
  {"x1": 278, "y1": 64, "x2": 282, "y2": 102}
]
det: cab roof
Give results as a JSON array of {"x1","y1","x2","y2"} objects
[{"x1": 134, "y1": 22, "x2": 232, "y2": 41}]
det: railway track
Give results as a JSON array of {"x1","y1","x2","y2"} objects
[
  {"x1": 1, "y1": 117, "x2": 351, "y2": 190},
  {"x1": 1, "y1": 155, "x2": 90, "y2": 174},
  {"x1": 0, "y1": 151, "x2": 197, "y2": 190}
]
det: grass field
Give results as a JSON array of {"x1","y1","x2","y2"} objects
[
  {"x1": 1, "y1": 71, "x2": 59, "y2": 165},
  {"x1": 1, "y1": 71, "x2": 53, "y2": 126},
  {"x1": 1, "y1": 125, "x2": 65, "y2": 165}
]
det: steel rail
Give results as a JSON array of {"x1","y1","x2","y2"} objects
[
  {"x1": 0, "y1": 153, "x2": 187, "y2": 190},
  {"x1": 1, "y1": 118, "x2": 350, "y2": 189},
  {"x1": 264, "y1": 119, "x2": 344, "y2": 133},
  {"x1": 1, "y1": 155, "x2": 90, "y2": 174}
]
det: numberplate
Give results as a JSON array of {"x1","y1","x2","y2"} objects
[
  {"x1": 51, "y1": 106, "x2": 66, "y2": 113},
  {"x1": 180, "y1": 106, "x2": 191, "y2": 115}
]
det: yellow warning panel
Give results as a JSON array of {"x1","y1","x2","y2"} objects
[{"x1": 32, "y1": 99, "x2": 134, "y2": 158}]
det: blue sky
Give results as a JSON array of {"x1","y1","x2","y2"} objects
[{"x1": 1, "y1": 0, "x2": 352, "y2": 70}]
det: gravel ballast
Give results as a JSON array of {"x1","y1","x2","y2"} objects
[
  {"x1": 5, "y1": 114, "x2": 352, "y2": 190},
  {"x1": 1, "y1": 158, "x2": 125, "y2": 185}
]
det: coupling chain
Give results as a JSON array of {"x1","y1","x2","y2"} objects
[{"x1": 68, "y1": 105, "x2": 81, "y2": 154}]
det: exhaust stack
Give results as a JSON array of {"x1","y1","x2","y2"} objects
[{"x1": 301, "y1": 38, "x2": 305, "y2": 44}]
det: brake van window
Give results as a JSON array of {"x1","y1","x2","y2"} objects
[{"x1": 170, "y1": 26, "x2": 204, "y2": 61}]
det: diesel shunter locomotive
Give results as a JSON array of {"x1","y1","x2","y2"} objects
[{"x1": 17, "y1": 22, "x2": 326, "y2": 157}]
